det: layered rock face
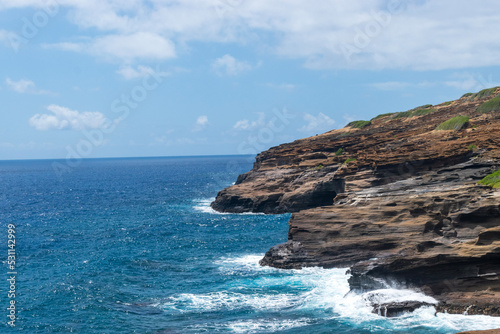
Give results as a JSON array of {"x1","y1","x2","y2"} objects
[{"x1": 212, "y1": 88, "x2": 500, "y2": 315}]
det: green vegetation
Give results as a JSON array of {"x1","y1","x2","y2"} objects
[
  {"x1": 465, "y1": 87, "x2": 499, "y2": 101},
  {"x1": 391, "y1": 105, "x2": 436, "y2": 119},
  {"x1": 315, "y1": 164, "x2": 324, "y2": 170},
  {"x1": 476, "y1": 95, "x2": 500, "y2": 113},
  {"x1": 335, "y1": 148, "x2": 345, "y2": 156},
  {"x1": 468, "y1": 144, "x2": 478, "y2": 152},
  {"x1": 435, "y1": 115, "x2": 470, "y2": 131},
  {"x1": 441, "y1": 101, "x2": 454, "y2": 106},
  {"x1": 371, "y1": 112, "x2": 396, "y2": 121},
  {"x1": 478, "y1": 168, "x2": 500, "y2": 188},
  {"x1": 343, "y1": 158, "x2": 356, "y2": 165},
  {"x1": 347, "y1": 120, "x2": 371, "y2": 129}
]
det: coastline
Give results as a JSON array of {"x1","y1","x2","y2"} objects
[{"x1": 212, "y1": 87, "x2": 500, "y2": 316}]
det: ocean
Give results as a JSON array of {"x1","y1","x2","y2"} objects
[{"x1": 1, "y1": 155, "x2": 500, "y2": 333}]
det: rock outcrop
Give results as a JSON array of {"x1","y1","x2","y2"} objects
[{"x1": 212, "y1": 87, "x2": 500, "y2": 315}]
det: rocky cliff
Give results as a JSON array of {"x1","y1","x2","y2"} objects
[{"x1": 212, "y1": 87, "x2": 500, "y2": 315}]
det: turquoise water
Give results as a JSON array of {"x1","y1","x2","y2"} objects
[{"x1": 1, "y1": 156, "x2": 499, "y2": 333}]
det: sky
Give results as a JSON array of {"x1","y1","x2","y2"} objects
[{"x1": 1, "y1": 0, "x2": 500, "y2": 160}]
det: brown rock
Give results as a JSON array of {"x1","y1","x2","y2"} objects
[{"x1": 212, "y1": 87, "x2": 500, "y2": 315}]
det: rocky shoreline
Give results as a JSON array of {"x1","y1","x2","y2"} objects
[{"x1": 212, "y1": 87, "x2": 500, "y2": 317}]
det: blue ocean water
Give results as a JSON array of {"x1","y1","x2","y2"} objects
[{"x1": 1, "y1": 155, "x2": 500, "y2": 333}]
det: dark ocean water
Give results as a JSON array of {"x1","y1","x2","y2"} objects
[{"x1": 1, "y1": 156, "x2": 499, "y2": 333}]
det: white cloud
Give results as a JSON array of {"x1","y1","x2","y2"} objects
[
  {"x1": 233, "y1": 112, "x2": 266, "y2": 130},
  {"x1": 116, "y1": 65, "x2": 170, "y2": 80},
  {"x1": 193, "y1": 115, "x2": 209, "y2": 132},
  {"x1": 7, "y1": 0, "x2": 500, "y2": 70},
  {"x1": 6, "y1": 78, "x2": 35, "y2": 93},
  {"x1": 45, "y1": 32, "x2": 175, "y2": 62},
  {"x1": 369, "y1": 74, "x2": 500, "y2": 92},
  {"x1": 5, "y1": 77, "x2": 53, "y2": 95},
  {"x1": 92, "y1": 32, "x2": 175, "y2": 61},
  {"x1": 299, "y1": 112, "x2": 335, "y2": 133},
  {"x1": 444, "y1": 73, "x2": 500, "y2": 91},
  {"x1": 211, "y1": 54, "x2": 253, "y2": 76},
  {"x1": 29, "y1": 104, "x2": 107, "y2": 131}
]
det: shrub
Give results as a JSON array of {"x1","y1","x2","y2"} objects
[
  {"x1": 335, "y1": 148, "x2": 345, "y2": 156},
  {"x1": 468, "y1": 144, "x2": 478, "y2": 152},
  {"x1": 441, "y1": 101, "x2": 454, "y2": 106},
  {"x1": 343, "y1": 158, "x2": 356, "y2": 165},
  {"x1": 371, "y1": 112, "x2": 395, "y2": 121},
  {"x1": 461, "y1": 92, "x2": 473, "y2": 98},
  {"x1": 391, "y1": 106, "x2": 436, "y2": 119},
  {"x1": 435, "y1": 115, "x2": 469, "y2": 131},
  {"x1": 476, "y1": 95, "x2": 500, "y2": 113},
  {"x1": 315, "y1": 164, "x2": 324, "y2": 170},
  {"x1": 466, "y1": 87, "x2": 499, "y2": 101},
  {"x1": 478, "y1": 168, "x2": 500, "y2": 188},
  {"x1": 347, "y1": 120, "x2": 371, "y2": 129}
]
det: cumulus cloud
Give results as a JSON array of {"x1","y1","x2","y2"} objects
[
  {"x1": 29, "y1": 104, "x2": 107, "y2": 131},
  {"x1": 211, "y1": 54, "x2": 254, "y2": 76},
  {"x1": 45, "y1": 32, "x2": 175, "y2": 62},
  {"x1": 5, "y1": 77, "x2": 53, "y2": 95},
  {"x1": 192, "y1": 115, "x2": 209, "y2": 132},
  {"x1": 444, "y1": 73, "x2": 500, "y2": 91},
  {"x1": 7, "y1": 0, "x2": 500, "y2": 70},
  {"x1": 299, "y1": 112, "x2": 335, "y2": 133},
  {"x1": 233, "y1": 113, "x2": 266, "y2": 130},
  {"x1": 369, "y1": 73, "x2": 500, "y2": 92},
  {"x1": 6, "y1": 78, "x2": 35, "y2": 93}
]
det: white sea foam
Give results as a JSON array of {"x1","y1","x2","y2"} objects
[
  {"x1": 185, "y1": 318, "x2": 310, "y2": 333},
  {"x1": 160, "y1": 291, "x2": 300, "y2": 313},
  {"x1": 192, "y1": 198, "x2": 266, "y2": 215},
  {"x1": 192, "y1": 198, "x2": 227, "y2": 214},
  {"x1": 215, "y1": 255, "x2": 277, "y2": 275},
  {"x1": 158, "y1": 254, "x2": 500, "y2": 332},
  {"x1": 227, "y1": 318, "x2": 311, "y2": 333}
]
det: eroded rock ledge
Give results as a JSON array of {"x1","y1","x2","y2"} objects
[{"x1": 212, "y1": 88, "x2": 500, "y2": 315}]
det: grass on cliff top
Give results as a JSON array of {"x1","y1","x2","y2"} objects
[
  {"x1": 391, "y1": 105, "x2": 436, "y2": 119},
  {"x1": 435, "y1": 115, "x2": 469, "y2": 131},
  {"x1": 476, "y1": 95, "x2": 500, "y2": 113},
  {"x1": 371, "y1": 112, "x2": 396, "y2": 121},
  {"x1": 478, "y1": 168, "x2": 500, "y2": 188},
  {"x1": 347, "y1": 120, "x2": 371, "y2": 129},
  {"x1": 463, "y1": 87, "x2": 500, "y2": 101}
]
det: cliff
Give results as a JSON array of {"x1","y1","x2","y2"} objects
[{"x1": 212, "y1": 87, "x2": 500, "y2": 316}]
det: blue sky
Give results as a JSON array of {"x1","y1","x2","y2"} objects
[{"x1": 1, "y1": 0, "x2": 500, "y2": 160}]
